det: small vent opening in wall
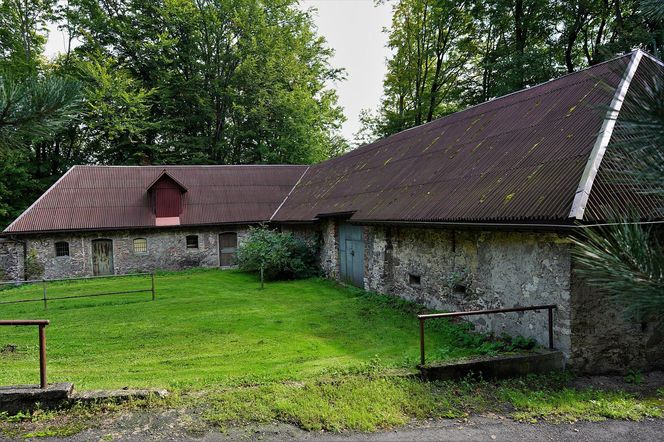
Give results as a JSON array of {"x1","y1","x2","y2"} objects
[
  {"x1": 454, "y1": 284, "x2": 467, "y2": 294},
  {"x1": 409, "y1": 273, "x2": 421, "y2": 287}
]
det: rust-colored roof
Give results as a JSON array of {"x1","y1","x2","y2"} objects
[
  {"x1": 583, "y1": 54, "x2": 664, "y2": 222},
  {"x1": 4, "y1": 165, "x2": 307, "y2": 233},
  {"x1": 273, "y1": 51, "x2": 660, "y2": 225}
]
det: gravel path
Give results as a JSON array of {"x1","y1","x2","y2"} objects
[{"x1": 37, "y1": 411, "x2": 663, "y2": 442}]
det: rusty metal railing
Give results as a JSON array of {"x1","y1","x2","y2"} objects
[
  {"x1": 0, "y1": 320, "x2": 50, "y2": 388},
  {"x1": 417, "y1": 304, "x2": 557, "y2": 366}
]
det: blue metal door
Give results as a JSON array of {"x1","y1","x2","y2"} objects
[{"x1": 339, "y1": 223, "x2": 364, "y2": 288}]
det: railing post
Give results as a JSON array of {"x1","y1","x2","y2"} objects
[
  {"x1": 419, "y1": 317, "x2": 425, "y2": 366},
  {"x1": 548, "y1": 306, "x2": 554, "y2": 349},
  {"x1": 38, "y1": 324, "x2": 47, "y2": 389},
  {"x1": 151, "y1": 273, "x2": 155, "y2": 301},
  {"x1": 42, "y1": 279, "x2": 47, "y2": 309}
]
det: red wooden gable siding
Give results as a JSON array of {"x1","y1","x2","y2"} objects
[
  {"x1": 155, "y1": 187, "x2": 181, "y2": 217},
  {"x1": 152, "y1": 174, "x2": 183, "y2": 217}
]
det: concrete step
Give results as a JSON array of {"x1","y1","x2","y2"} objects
[
  {"x1": 419, "y1": 350, "x2": 565, "y2": 381},
  {"x1": 0, "y1": 383, "x2": 74, "y2": 414}
]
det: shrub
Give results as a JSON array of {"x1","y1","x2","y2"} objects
[
  {"x1": 236, "y1": 227, "x2": 319, "y2": 281},
  {"x1": 24, "y1": 249, "x2": 44, "y2": 280}
]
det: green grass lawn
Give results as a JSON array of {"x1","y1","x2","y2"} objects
[
  {"x1": 0, "y1": 269, "x2": 482, "y2": 390},
  {"x1": 2, "y1": 270, "x2": 662, "y2": 436}
]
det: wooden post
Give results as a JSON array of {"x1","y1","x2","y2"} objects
[
  {"x1": 548, "y1": 306, "x2": 554, "y2": 349},
  {"x1": 260, "y1": 264, "x2": 264, "y2": 290},
  {"x1": 38, "y1": 325, "x2": 47, "y2": 389}
]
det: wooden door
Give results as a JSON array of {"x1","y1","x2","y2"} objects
[
  {"x1": 339, "y1": 223, "x2": 364, "y2": 288},
  {"x1": 92, "y1": 239, "x2": 114, "y2": 276},
  {"x1": 219, "y1": 232, "x2": 238, "y2": 267}
]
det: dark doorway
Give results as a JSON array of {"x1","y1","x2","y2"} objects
[
  {"x1": 92, "y1": 239, "x2": 114, "y2": 276},
  {"x1": 219, "y1": 232, "x2": 238, "y2": 267}
]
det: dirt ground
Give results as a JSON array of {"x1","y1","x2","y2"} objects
[
  {"x1": 2, "y1": 372, "x2": 663, "y2": 442},
  {"x1": 43, "y1": 412, "x2": 664, "y2": 442}
]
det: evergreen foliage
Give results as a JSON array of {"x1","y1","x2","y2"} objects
[{"x1": 571, "y1": 2, "x2": 664, "y2": 322}]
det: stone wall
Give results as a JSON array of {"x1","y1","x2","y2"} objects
[
  {"x1": 360, "y1": 226, "x2": 572, "y2": 355},
  {"x1": 569, "y1": 272, "x2": 664, "y2": 374},
  {"x1": 319, "y1": 223, "x2": 572, "y2": 352},
  {"x1": 319, "y1": 220, "x2": 663, "y2": 373},
  {"x1": 318, "y1": 219, "x2": 339, "y2": 280},
  {"x1": 0, "y1": 239, "x2": 23, "y2": 280},
  {"x1": 13, "y1": 226, "x2": 249, "y2": 280}
]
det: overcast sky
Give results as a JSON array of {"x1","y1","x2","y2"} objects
[{"x1": 44, "y1": 0, "x2": 393, "y2": 142}]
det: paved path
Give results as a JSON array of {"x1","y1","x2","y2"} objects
[{"x1": 40, "y1": 412, "x2": 664, "y2": 442}]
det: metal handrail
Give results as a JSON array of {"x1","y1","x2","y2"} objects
[
  {"x1": 418, "y1": 304, "x2": 557, "y2": 366},
  {"x1": 0, "y1": 320, "x2": 50, "y2": 388}
]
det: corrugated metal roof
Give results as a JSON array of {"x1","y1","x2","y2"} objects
[
  {"x1": 273, "y1": 53, "x2": 636, "y2": 224},
  {"x1": 5, "y1": 165, "x2": 308, "y2": 233},
  {"x1": 584, "y1": 54, "x2": 664, "y2": 221}
]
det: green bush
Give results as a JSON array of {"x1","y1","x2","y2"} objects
[
  {"x1": 236, "y1": 227, "x2": 319, "y2": 280},
  {"x1": 24, "y1": 249, "x2": 44, "y2": 280}
]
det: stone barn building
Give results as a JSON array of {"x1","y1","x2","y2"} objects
[
  {"x1": 0, "y1": 165, "x2": 308, "y2": 279},
  {"x1": 2, "y1": 50, "x2": 663, "y2": 373}
]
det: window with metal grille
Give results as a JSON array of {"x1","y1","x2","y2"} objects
[
  {"x1": 133, "y1": 238, "x2": 148, "y2": 254},
  {"x1": 186, "y1": 235, "x2": 199, "y2": 249},
  {"x1": 55, "y1": 241, "x2": 69, "y2": 257}
]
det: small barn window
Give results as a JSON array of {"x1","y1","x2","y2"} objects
[
  {"x1": 186, "y1": 235, "x2": 199, "y2": 249},
  {"x1": 133, "y1": 238, "x2": 148, "y2": 254},
  {"x1": 409, "y1": 273, "x2": 421, "y2": 287},
  {"x1": 55, "y1": 241, "x2": 69, "y2": 257}
]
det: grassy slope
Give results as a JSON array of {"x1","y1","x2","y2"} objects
[{"x1": 0, "y1": 269, "x2": 481, "y2": 390}]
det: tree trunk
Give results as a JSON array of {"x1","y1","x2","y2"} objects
[{"x1": 514, "y1": 0, "x2": 526, "y2": 88}]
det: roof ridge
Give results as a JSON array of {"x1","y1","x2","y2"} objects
[
  {"x1": 270, "y1": 166, "x2": 311, "y2": 221},
  {"x1": 72, "y1": 164, "x2": 308, "y2": 168}
]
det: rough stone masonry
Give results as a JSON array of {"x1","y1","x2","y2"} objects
[{"x1": 314, "y1": 220, "x2": 663, "y2": 374}]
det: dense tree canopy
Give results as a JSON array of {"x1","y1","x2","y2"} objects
[
  {"x1": 2, "y1": 0, "x2": 663, "y2": 229},
  {"x1": 0, "y1": 0, "x2": 346, "y2": 228},
  {"x1": 357, "y1": 0, "x2": 664, "y2": 143}
]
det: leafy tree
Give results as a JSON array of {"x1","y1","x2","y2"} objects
[
  {"x1": 365, "y1": 0, "x2": 477, "y2": 138},
  {"x1": 237, "y1": 226, "x2": 319, "y2": 284},
  {"x1": 64, "y1": 0, "x2": 346, "y2": 164},
  {"x1": 73, "y1": 57, "x2": 156, "y2": 164},
  {"x1": 0, "y1": 0, "x2": 82, "y2": 228},
  {"x1": 358, "y1": 0, "x2": 664, "y2": 143},
  {"x1": 0, "y1": 0, "x2": 347, "y2": 228}
]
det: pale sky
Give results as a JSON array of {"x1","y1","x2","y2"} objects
[{"x1": 44, "y1": 0, "x2": 393, "y2": 142}]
